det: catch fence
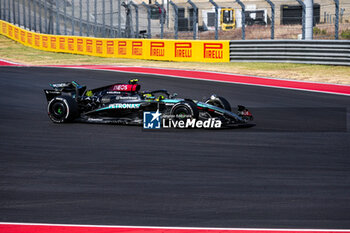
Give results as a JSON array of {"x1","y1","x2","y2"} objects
[{"x1": 0, "y1": 0, "x2": 349, "y2": 40}]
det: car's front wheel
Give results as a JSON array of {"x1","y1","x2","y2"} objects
[
  {"x1": 170, "y1": 101, "x2": 199, "y2": 120},
  {"x1": 205, "y1": 95, "x2": 231, "y2": 111},
  {"x1": 47, "y1": 96, "x2": 79, "y2": 123}
]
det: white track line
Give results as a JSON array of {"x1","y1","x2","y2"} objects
[
  {"x1": 0, "y1": 58, "x2": 20, "y2": 65},
  {"x1": 0, "y1": 222, "x2": 349, "y2": 231}
]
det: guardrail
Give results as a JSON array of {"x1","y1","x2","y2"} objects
[{"x1": 230, "y1": 40, "x2": 350, "y2": 66}]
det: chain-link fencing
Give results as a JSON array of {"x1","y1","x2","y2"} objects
[{"x1": 0, "y1": 0, "x2": 349, "y2": 40}]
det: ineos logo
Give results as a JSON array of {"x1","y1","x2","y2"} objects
[{"x1": 113, "y1": 85, "x2": 128, "y2": 91}]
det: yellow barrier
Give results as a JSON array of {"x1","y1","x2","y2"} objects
[{"x1": 0, "y1": 20, "x2": 230, "y2": 63}]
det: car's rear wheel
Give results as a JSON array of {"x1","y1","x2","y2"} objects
[
  {"x1": 205, "y1": 95, "x2": 231, "y2": 111},
  {"x1": 47, "y1": 96, "x2": 79, "y2": 123}
]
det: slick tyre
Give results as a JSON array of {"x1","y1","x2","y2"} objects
[
  {"x1": 205, "y1": 96, "x2": 231, "y2": 111},
  {"x1": 47, "y1": 96, "x2": 79, "y2": 123},
  {"x1": 170, "y1": 101, "x2": 199, "y2": 120}
]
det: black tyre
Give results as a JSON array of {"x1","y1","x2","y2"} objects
[
  {"x1": 47, "y1": 96, "x2": 79, "y2": 123},
  {"x1": 170, "y1": 101, "x2": 199, "y2": 120},
  {"x1": 205, "y1": 95, "x2": 231, "y2": 111}
]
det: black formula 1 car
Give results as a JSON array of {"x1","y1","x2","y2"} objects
[{"x1": 44, "y1": 79, "x2": 254, "y2": 128}]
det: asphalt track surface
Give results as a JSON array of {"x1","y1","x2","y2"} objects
[{"x1": 0, "y1": 67, "x2": 349, "y2": 229}]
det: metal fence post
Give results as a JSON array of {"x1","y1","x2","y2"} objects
[
  {"x1": 334, "y1": 0, "x2": 339, "y2": 40},
  {"x1": 9, "y1": 0, "x2": 12, "y2": 24},
  {"x1": 64, "y1": 0, "x2": 67, "y2": 35},
  {"x1": 155, "y1": 1, "x2": 164, "y2": 39},
  {"x1": 33, "y1": 0, "x2": 37, "y2": 31},
  {"x1": 7, "y1": 0, "x2": 10, "y2": 22},
  {"x1": 110, "y1": 0, "x2": 113, "y2": 37},
  {"x1": 16, "y1": 0, "x2": 19, "y2": 25},
  {"x1": 4, "y1": 0, "x2": 6, "y2": 21},
  {"x1": 79, "y1": 0, "x2": 82, "y2": 36},
  {"x1": 296, "y1": 0, "x2": 305, "y2": 40},
  {"x1": 169, "y1": 0, "x2": 178, "y2": 39},
  {"x1": 3, "y1": 0, "x2": 5, "y2": 20},
  {"x1": 72, "y1": 0, "x2": 75, "y2": 35},
  {"x1": 235, "y1": 0, "x2": 245, "y2": 40},
  {"x1": 129, "y1": 3, "x2": 133, "y2": 38},
  {"x1": 28, "y1": 0, "x2": 31, "y2": 30},
  {"x1": 15, "y1": 0, "x2": 19, "y2": 25},
  {"x1": 0, "y1": 0, "x2": 3, "y2": 20},
  {"x1": 1, "y1": 0, "x2": 3, "y2": 20},
  {"x1": 49, "y1": 0, "x2": 54, "y2": 34},
  {"x1": 7, "y1": 0, "x2": 11, "y2": 22},
  {"x1": 6, "y1": 0, "x2": 8, "y2": 22},
  {"x1": 130, "y1": 1, "x2": 139, "y2": 38},
  {"x1": 44, "y1": 0, "x2": 47, "y2": 32},
  {"x1": 86, "y1": 0, "x2": 90, "y2": 36},
  {"x1": 94, "y1": 0, "x2": 97, "y2": 37},
  {"x1": 3, "y1": 0, "x2": 6, "y2": 21},
  {"x1": 0, "y1": 1, "x2": 2, "y2": 20},
  {"x1": 101, "y1": 0, "x2": 105, "y2": 37},
  {"x1": 166, "y1": 0, "x2": 169, "y2": 28},
  {"x1": 264, "y1": 0, "x2": 275, "y2": 40},
  {"x1": 8, "y1": 0, "x2": 11, "y2": 23},
  {"x1": 17, "y1": 0, "x2": 20, "y2": 26},
  {"x1": 12, "y1": 0, "x2": 16, "y2": 24},
  {"x1": 14, "y1": 0, "x2": 17, "y2": 24},
  {"x1": 122, "y1": 1, "x2": 132, "y2": 38},
  {"x1": 305, "y1": 0, "x2": 313, "y2": 40},
  {"x1": 2, "y1": 0, "x2": 4, "y2": 20},
  {"x1": 113, "y1": 0, "x2": 117, "y2": 37},
  {"x1": 209, "y1": 0, "x2": 219, "y2": 40},
  {"x1": 5, "y1": 0, "x2": 11, "y2": 22},
  {"x1": 38, "y1": 0, "x2": 42, "y2": 33},
  {"x1": 142, "y1": 2, "x2": 151, "y2": 38},
  {"x1": 187, "y1": 0, "x2": 197, "y2": 40},
  {"x1": 118, "y1": 0, "x2": 121, "y2": 37},
  {"x1": 6, "y1": 0, "x2": 9, "y2": 22},
  {"x1": 55, "y1": 0, "x2": 60, "y2": 34}
]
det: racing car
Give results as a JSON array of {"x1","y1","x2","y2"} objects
[{"x1": 44, "y1": 79, "x2": 254, "y2": 128}]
